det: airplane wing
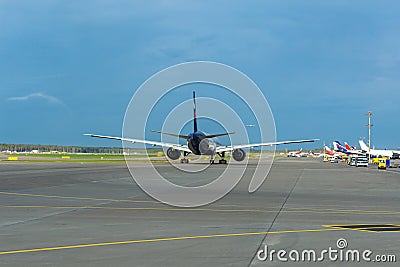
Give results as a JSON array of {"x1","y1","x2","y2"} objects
[
  {"x1": 84, "y1": 134, "x2": 192, "y2": 153},
  {"x1": 216, "y1": 139, "x2": 319, "y2": 153}
]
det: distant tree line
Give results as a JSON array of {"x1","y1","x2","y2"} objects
[{"x1": 0, "y1": 144, "x2": 124, "y2": 154}]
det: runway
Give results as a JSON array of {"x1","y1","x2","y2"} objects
[{"x1": 0, "y1": 158, "x2": 398, "y2": 266}]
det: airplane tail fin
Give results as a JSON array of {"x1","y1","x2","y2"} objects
[
  {"x1": 359, "y1": 140, "x2": 369, "y2": 151},
  {"x1": 334, "y1": 140, "x2": 343, "y2": 146},
  {"x1": 193, "y1": 91, "x2": 198, "y2": 132},
  {"x1": 151, "y1": 92, "x2": 234, "y2": 139},
  {"x1": 333, "y1": 141, "x2": 346, "y2": 151},
  {"x1": 333, "y1": 141, "x2": 339, "y2": 151},
  {"x1": 345, "y1": 142, "x2": 352, "y2": 150}
]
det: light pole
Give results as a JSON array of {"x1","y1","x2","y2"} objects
[{"x1": 365, "y1": 111, "x2": 373, "y2": 163}]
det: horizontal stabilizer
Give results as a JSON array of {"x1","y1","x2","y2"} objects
[
  {"x1": 150, "y1": 130, "x2": 189, "y2": 140},
  {"x1": 198, "y1": 132, "x2": 235, "y2": 140}
]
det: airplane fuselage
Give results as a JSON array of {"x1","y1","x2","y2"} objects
[
  {"x1": 188, "y1": 131, "x2": 205, "y2": 155},
  {"x1": 187, "y1": 131, "x2": 219, "y2": 155}
]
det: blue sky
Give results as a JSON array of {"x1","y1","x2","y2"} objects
[{"x1": 1, "y1": 1, "x2": 399, "y2": 150}]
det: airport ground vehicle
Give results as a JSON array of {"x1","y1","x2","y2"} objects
[
  {"x1": 330, "y1": 157, "x2": 339, "y2": 163},
  {"x1": 349, "y1": 156, "x2": 357, "y2": 166},
  {"x1": 378, "y1": 158, "x2": 389, "y2": 169},
  {"x1": 355, "y1": 156, "x2": 368, "y2": 167},
  {"x1": 347, "y1": 154, "x2": 368, "y2": 167}
]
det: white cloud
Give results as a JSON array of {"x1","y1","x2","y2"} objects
[{"x1": 7, "y1": 92, "x2": 64, "y2": 106}]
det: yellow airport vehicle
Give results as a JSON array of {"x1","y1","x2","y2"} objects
[
  {"x1": 323, "y1": 156, "x2": 329, "y2": 162},
  {"x1": 378, "y1": 158, "x2": 388, "y2": 170},
  {"x1": 8, "y1": 157, "x2": 18, "y2": 161},
  {"x1": 373, "y1": 158, "x2": 380, "y2": 164}
]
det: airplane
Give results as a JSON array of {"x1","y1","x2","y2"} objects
[
  {"x1": 324, "y1": 146, "x2": 343, "y2": 158},
  {"x1": 308, "y1": 150, "x2": 321, "y2": 157},
  {"x1": 85, "y1": 92, "x2": 319, "y2": 164},
  {"x1": 345, "y1": 142, "x2": 357, "y2": 151},
  {"x1": 344, "y1": 142, "x2": 364, "y2": 154},
  {"x1": 287, "y1": 148, "x2": 303, "y2": 157},
  {"x1": 333, "y1": 141, "x2": 361, "y2": 155},
  {"x1": 333, "y1": 141, "x2": 350, "y2": 154},
  {"x1": 358, "y1": 140, "x2": 398, "y2": 158}
]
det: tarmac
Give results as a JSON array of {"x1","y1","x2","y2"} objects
[{"x1": 0, "y1": 158, "x2": 398, "y2": 266}]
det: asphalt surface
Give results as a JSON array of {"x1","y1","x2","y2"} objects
[{"x1": 0, "y1": 158, "x2": 399, "y2": 266}]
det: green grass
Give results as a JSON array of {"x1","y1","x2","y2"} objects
[
  {"x1": 8, "y1": 159, "x2": 169, "y2": 163},
  {"x1": 6, "y1": 153, "x2": 160, "y2": 160},
  {"x1": 10, "y1": 153, "x2": 158, "y2": 157}
]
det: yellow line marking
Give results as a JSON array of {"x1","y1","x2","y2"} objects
[
  {"x1": 0, "y1": 191, "x2": 157, "y2": 204},
  {"x1": 324, "y1": 224, "x2": 400, "y2": 233},
  {"x1": 1, "y1": 205, "x2": 400, "y2": 215},
  {"x1": 324, "y1": 223, "x2": 400, "y2": 227},
  {"x1": 0, "y1": 228, "x2": 337, "y2": 255}
]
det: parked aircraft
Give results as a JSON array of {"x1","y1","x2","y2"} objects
[
  {"x1": 287, "y1": 148, "x2": 304, "y2": 157},
  {"x1": 308, "y1": 151, "x2": 321, "y2": 157},
  {"x1": 324, "y1": 146, "x2": 343, "y2": 158},
  {"x1": 345, "y1": 142, "x2": 357, "y2": 151},
  {"x1": 358, "y1": 140, "x2": 397, "y2": 158},
  {"x1": 333, "y1": 141, "x2": 361, "y2": 155}
]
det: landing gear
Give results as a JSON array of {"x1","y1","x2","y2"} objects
[
  {"x1": 217, "y1": 152, "x2": 227, "y2": 164},
  {"x1": 180, "y1": 151, "x2": 190, "y2": 164},
  {"x1": 209, "y1": 153, "x2": 215, "y2": 164}
]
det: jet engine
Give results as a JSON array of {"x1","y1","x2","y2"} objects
[
  {"x1": 166, "y1": 147, "x2": 181, "y2": 160},
  {"x1": 232, "y1": 148, "x2": 246, "y2": 161},
  {"x1": 199, "y1": 139, "x2": 217, "y2": 155}
]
